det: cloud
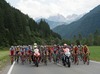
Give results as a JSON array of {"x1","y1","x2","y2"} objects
[
  {"x1": 8, "y1": 0, "x2": 100, "y2": 19},
  {"x1": 6, "y1": 0, "x2": 19, "y2": 6}
]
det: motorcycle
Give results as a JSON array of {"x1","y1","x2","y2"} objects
[{"x1": 62, "y1": 52, "x2": 71, "y2": 67}]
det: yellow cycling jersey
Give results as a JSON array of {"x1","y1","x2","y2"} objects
[{"x1": 16, "y1": 47, "x2": 20, "y2": 51}]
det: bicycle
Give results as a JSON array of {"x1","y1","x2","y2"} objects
[
  {"x1": 44, "y1": 55, "x2": 48, "y2": 65},
  {"x1": 21, "y1": 55, "x2": 25, "y2": 65},
  {"x1": 83, "y1": 53, "x2": 90, "y2": 65},
  {"x1": 10, "y1": 55, "x2": 14, "y2": 64},
  {"x1": 28, "y1": 54, "x2": 32, "y2": 64},
  {"x1": 74, "y1": 53, "x2": 79, "y2": 65}
]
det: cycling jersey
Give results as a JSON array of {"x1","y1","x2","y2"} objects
[
  {"x1": 83, "y1": 47, "x2": 88, "y2": 53},
  {"x1": 21, "y1": 49, "x2": 25, "y2": 55},
  {"x1": 63, "y1": 48, "x2": 70, "y2": 55},
  {"x1": 28, "y1": 50, "x2": 32, "y2": 54},
  {"x1": 16, "y1": 47, "x2": 20, "y2": 51},
  {"x1": 73, "y1": 47, "x2": 78, "y2": 54},
  {"x1": 34, "y1": 48, "x2": 40, "y2": 56},
  {"x1": 25, "y1": 47, "x2": 28, "y2": 51},
  {"x1": 34, "y1": 48, "x2": 39, "y2": 53},
  {"x1": 10, "y1": 48, "x2": 14, "y2": 56}
]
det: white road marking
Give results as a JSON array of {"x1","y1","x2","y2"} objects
[
  {"x1": 90, "y1": 60, "x2": 100, "y2": 64},
  {"x1": 7, "y1": 61, "x2": 15, "y2": 74}
]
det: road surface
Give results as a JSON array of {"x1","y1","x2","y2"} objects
[{"x1": 1, "y1": 61, "x2": 100, "y2": 74}]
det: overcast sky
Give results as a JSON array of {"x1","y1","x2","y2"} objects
[{"x1": 6, "y1": 0, "x2": 100, "y2": 19}]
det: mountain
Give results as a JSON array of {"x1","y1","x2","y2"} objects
[
  {"x1": 0, "y1": 0, "x2": 61, "y2": 46},
  {"x1": 48, "y1": 14, "x2": 66, "y2": 22},
  {"x1": 36, "y1": 14, "x2": 83, "y2": 29},
  {"x1": 53, "y1": 5, "x2": 100, "y2": 39},
  {"x1": 66, "y1": 14, "x2": 84, "y2": 24}
]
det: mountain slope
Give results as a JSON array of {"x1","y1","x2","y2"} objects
[
  {"x1": 53, "y1": 5, "x2": 100, "y2": 39},
  {"x1": 36, "y1": 18, "x2": 66, "y2": 29},
  {"x1": 0, "y1": 0, "x2": 61, "y2": 46}
]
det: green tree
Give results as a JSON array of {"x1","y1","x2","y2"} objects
[
  {"x1": 94, "y1": 30, "x2": 99, "y2": 45},
  {"x1": 88, "y1": 33, "x2": 94, "y2": 46}
]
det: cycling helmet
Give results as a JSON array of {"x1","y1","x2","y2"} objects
[
  {"x1": 34, "y1": 43, "x2": 37, "y2": 46},
  {"x1": 64, "y1": 43, "x2": 67, "y2": 46}
]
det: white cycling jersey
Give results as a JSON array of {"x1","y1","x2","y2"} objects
[
  {"x1": 34, "y1": 48, "x2": 40, "y2": 56},
  {"x1": 63, "y1": 48, "x2": 70, "y2": 56},
  {"x1": 34, "y1": 48, "x2": 39, "y2": 53}
]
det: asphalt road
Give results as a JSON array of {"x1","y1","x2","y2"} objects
[{"x1": 1, "y1": 61, "x2": 100, "y2": 74}]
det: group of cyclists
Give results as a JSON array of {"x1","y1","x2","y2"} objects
[{"x1": 9, "y1": 43, "x2": 90, "y2": 67}]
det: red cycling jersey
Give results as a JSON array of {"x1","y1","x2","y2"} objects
[
  {"x1": 73, "y1": 46, "x2": 78, "y2": 54},
  {"x1": 83, "y1": 47, "x2": 88, "y2": 53},
  {"x1": 10, "y1": 50, "x2": 14, "y2": 56},
  {"x1": 28, "y1": 50, "x2": 31, "y2": 54}
]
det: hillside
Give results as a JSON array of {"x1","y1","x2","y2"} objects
[
  {"x1": 53, "y1": 5, "x2": 100, "y2": 39},
  {"x1": 0, "y1": 0, "x2": 61, "y2": 46}
]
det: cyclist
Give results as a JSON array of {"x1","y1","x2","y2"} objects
[
  {"x1": 42, "y1": 46, "x2": 48, "y2": 65},
  {"x1": 79, "y1": 45, "x2": 84, "y2": 61},
  {"x1": 61, "y1": 44, "x2": 71, "y2": 66},
  {"x1": 33, "y1": 44, "x2": 41, "y2": 66},
  {"x1": 15, "y1": 46, "x2": 20, "y2": 63},
  {"x1": 62, "y1": 44, "x2": 70, "y2": 56},
  {"x1": 10, "y1": 46, "x2": 15, "y2": 56},
  {"x1": 15, "y1": 46, "x2": 20, "y2": 56},
  {"x1": 47, "y1": 46, "x2": 53, "y2": 62},
  {"x1": 82, "y1": 45, "x2": 90, "y2": 64},
  {"x1": 9, "y1": 46, "x2": 15, "y2": 64},
  {"x1": 20, "y1": 47, "x2": 25, "y2": 64},
  {"x1": 82, "y1": 45, "x2": 90, "y2": 55},
  {"x1": 73, "y1": 45, "x2": 79, "y2": 64},
  {"x1": 27, "y1": 45, "x2": 32, "y2": 64}
]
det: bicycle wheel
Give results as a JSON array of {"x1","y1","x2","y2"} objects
[{"x1": 87, "y1": 56, "x2": 90, "y2": 65}]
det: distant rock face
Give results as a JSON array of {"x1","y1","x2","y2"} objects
[
  {"x1": 53, "y1": 5, "x2": 100, "y2": 39},
  {"x1": 48, "y1": 14, "x2": 83, "y2": 23},
  {"x1": 66, "y1": 14, "x2": 84, "y2": 24},
  {"x1": 35, "y1": 14, "x2": 83, "y2": 29},
  {"x1": 48, "y1": 14, "x2": 66, "y2": 22}
]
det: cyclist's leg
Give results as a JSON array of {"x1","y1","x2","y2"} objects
[
  {"x1": 86, "y1": 53, "x2": 90, "y2": 65},
  {"x1": 10, "y1": 55, "x2": 14, "y2": 64}
]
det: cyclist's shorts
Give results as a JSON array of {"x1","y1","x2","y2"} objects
[{"x1": 16, "y1": 51, "x2": 19, "y2": 54}]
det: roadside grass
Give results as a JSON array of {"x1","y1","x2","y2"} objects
[
  {"x1": 89, "y1": 46, "x2": 100, "y2": 62},
  {"x1": 0, "y1": 48, "x2": 9, "y2": 70}
]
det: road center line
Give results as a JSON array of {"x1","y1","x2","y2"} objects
[{"x1": 7, "y1": 61, "x2": 15, "y2": 74}]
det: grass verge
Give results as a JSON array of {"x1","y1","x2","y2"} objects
[
  {"x1": 89, "y1": 46, "x2": 100, "y2": 62},
  {"x1": 0, "y1": 48, "x2": 9, "y2": 70}
]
